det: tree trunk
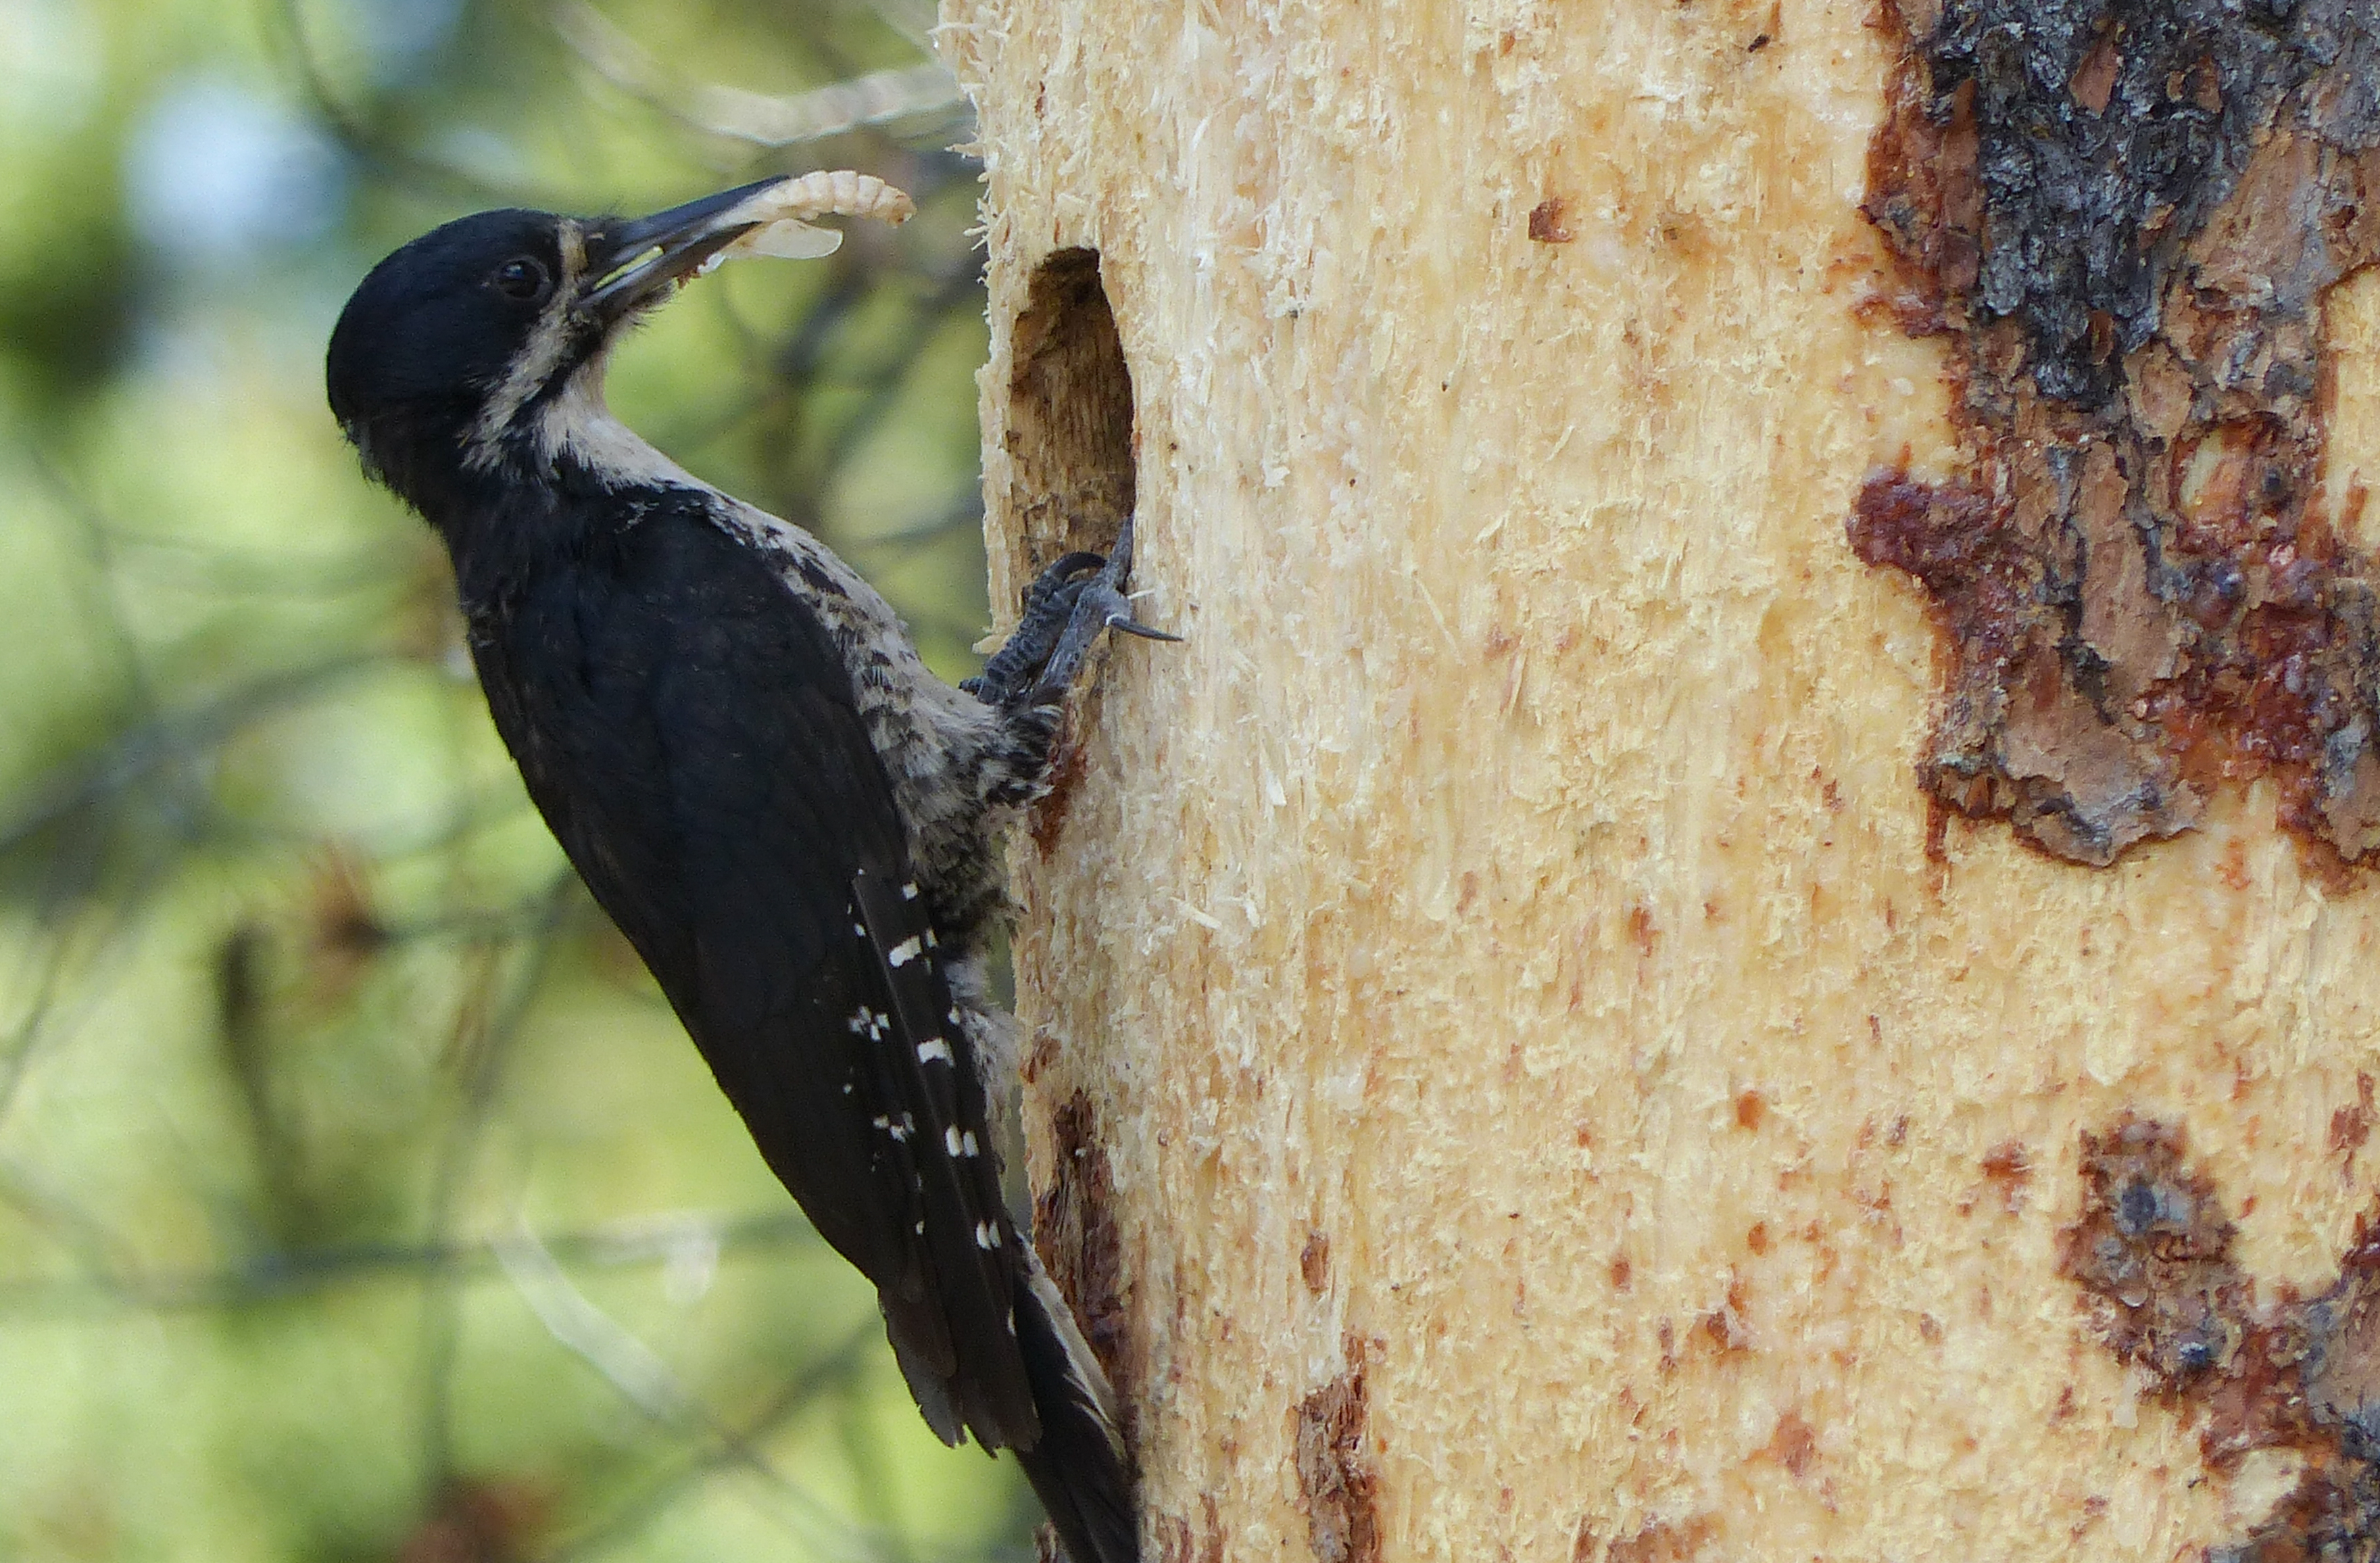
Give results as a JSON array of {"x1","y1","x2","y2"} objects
[{"x1": 940, "y1": 1, "x2": 2380, "y2": 1558}]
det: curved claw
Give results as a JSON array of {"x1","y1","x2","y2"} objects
[
  {"x1": 1104, "y1": 614, "x2": 1183, "y2": 644},
  {"x1": 1025, "y1": 577, "x2": 1174, "y2": 702},
  {"x1": 978, "y1": 517, "x2": 1180, "y2": 708},
  {"x1": 1076, "y1": 580, "x2": 1183, "y2": 644}
]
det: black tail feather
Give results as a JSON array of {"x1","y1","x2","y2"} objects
[{"x1": 1011, "y1": 1261, "x2": 1138, "y2": 1563}]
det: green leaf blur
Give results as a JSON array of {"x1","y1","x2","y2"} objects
[{"x1": 0, "y1": 0, "x2": 1025, "y2": 1557}]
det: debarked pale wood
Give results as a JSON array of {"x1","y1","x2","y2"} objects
[{"x1": 940, "y1": 1, "x2": 2380, "y2": 1557}]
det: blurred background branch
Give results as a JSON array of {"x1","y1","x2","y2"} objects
[{"x1": 0, "y1": 0, "x2": 1029, "y2": 1556}]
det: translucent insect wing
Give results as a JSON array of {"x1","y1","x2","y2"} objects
[{"x1": 731, "y1": 220, "x2": 846, "y2": 260}]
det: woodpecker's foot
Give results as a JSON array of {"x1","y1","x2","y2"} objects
[
  {"x1": 963, "y1": 550, "x2": 1104, "y2": 707},
  {"x1": 965, "y1": 519, "x2": 1177, "y2": 709},
  {"x1": 1021, "y1": 518, "x2": 1179, "y2": 706}
]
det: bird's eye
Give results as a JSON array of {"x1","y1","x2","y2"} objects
[{"x1": 492, "y1": 258, "x2": 550, "y2": 301}]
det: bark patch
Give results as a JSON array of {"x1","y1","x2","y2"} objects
[
  {"x1": 1152, "y1": 1501, "x2": 1224, "y2": 1563},
  {"x1": 1301, "y1": 1228, "x2": 1332, "y2": 1294},
  {"x1": 1574, "y1": 1514, "x2": 1718, "y2": 1563},
  {"x1": 1529, "y1": 199, "x2": 1576, "y2": 243},
  {"x1": 1757, "y1": 1410, "x2": 1820, "y2": 1479},
  {"x1": 1295, "y1": 1339, "x2": 1381, "y2": 1563},
  {"x1": 2060, "y1": 1115, "x2": 2380, "y2": 1555},
  {"x1": 1034, "y1": 1092, "x2": 1134, "y2": 1418},
  {"x1": 1854, "y1": 0, "x2": 2380, "y2": 867},
  {"x1": 1980, "y1": 1138, "x2": 2034, "y2": 1213},
  {"x1": 2332, "y1": 1072, "x2": 2377, "y2": 1176}
]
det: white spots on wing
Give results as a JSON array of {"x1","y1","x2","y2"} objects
[
  {"x1": 973, "y1": 1221, "x2": 1001, "y2": 1250},
  {"x1": 960, "y1": 1130, "x2": 979, "y2": 1157},
  {"x1": 916, "y1": 1037, "x2": 952, "y2": 1065},
  {"x1": 922, "y1": 928, "x2": 938, "y2": 949},
  {"x1": 915, "y1": 1221, "x2": 926, "y2": 1235},
  {"x1": 848, "y1": 1007, "x2": 890, "y2": 1041},
  {"x1": 854, "y1": 923, "x2": 868, "y2": 938},
  {"x1": 888, "y1": 935, "x2": 923, "y2": 967},
  {"x1": 946, "y1": 1008, "x2": 961, "y2": 1026},
  {"x1": 901, "y1": 882, "x2": 920, "y2": 900},
  {"x1": 944, "y1": 1126, "x2": 964, "y2": 1157}
]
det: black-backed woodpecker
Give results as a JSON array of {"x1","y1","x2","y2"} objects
[{"x1": 325, "y1": 180, "x2": 1161, "y2": 1563}]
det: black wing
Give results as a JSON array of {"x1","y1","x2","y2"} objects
[
  {"x1": 850, "y1": 866, "x2": 1040, "y2": 1441},
  {"x1": 465, "y1": 495, "x2": 1035, "y2": 1449}
]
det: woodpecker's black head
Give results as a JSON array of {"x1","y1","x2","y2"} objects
[{"x1": 326, "y1": 181, "x2": 777, "y2": 508}]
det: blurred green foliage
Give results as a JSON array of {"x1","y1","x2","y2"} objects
[{"x1": 0, "y1": 0, "x2": 1031, "y2": 1557}]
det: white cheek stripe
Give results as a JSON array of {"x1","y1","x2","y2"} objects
[{"x1": 464, "y1": 219, "x2": 587, "y2": 470}]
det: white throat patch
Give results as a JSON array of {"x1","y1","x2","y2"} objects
[{"x1": 527, "y1": 367, "x2": 701, "y2": 491}]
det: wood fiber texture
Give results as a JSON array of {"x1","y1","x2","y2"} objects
[{"x1": 938, "y1": 0, "x2": 2380, "y2": 1557}]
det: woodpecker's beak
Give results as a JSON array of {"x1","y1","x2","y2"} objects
[{"x1": 577, "y1": 179, "x2": 779, "y2": 325}]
